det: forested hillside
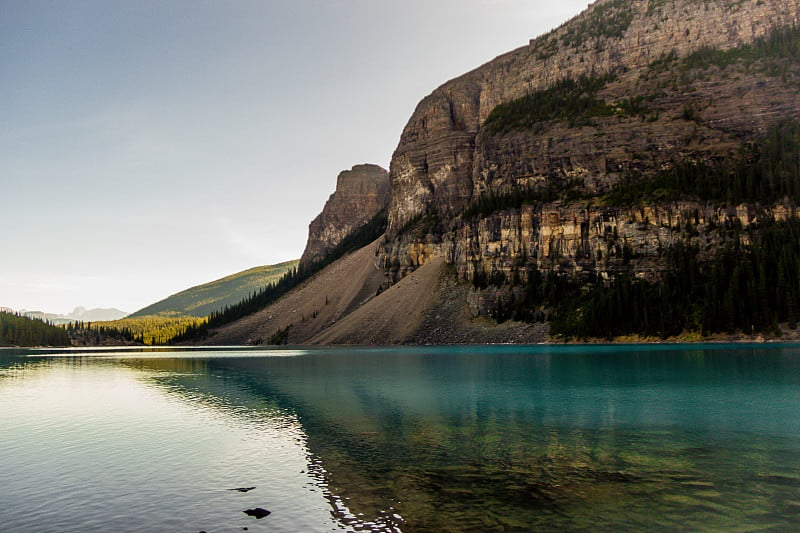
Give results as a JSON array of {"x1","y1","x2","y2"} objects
[
  {"x1": 0, "y1": 312, "x2": 71, "y2": 347},
  {"x1": 171, "y1": 211, "x2": 387, "y2": 342},
  {"x1": 68, "y1": 316, "x2": 206, "y2": 346},
  {"x1": 130, "y1": 261, "x2": 298, "y2": 318}
]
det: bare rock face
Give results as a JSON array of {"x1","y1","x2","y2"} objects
[
  {"x1": 387, "y1": 0, "x2": 800, "y2": 232},
  {"x1": 300, "y1": 164, "x2": 390, "y2": 266},
  {"x1": 380, "y1": 199, "x2": 794, "y2": 279},
  {"x1": 380, "y1": 0, "x2": 800, "y2": 297}
]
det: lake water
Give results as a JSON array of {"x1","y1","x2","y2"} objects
[{"x1": 2, "y1": 345, "x2": 800, "y2": 532}]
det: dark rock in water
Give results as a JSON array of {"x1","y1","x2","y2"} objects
[
  {"x1": 228, "y1": 486, "x2": 256, "y2": 492},
  {"x1": 243, "y1": 508, "x2": 271, "y2": 519}
]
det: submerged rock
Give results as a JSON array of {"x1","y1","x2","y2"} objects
[
  {"x1": 243, "y1": 508, "x2": 271, "y2": 519},
  {"x1": 228, "y1": 486, "x2": 256, "y2": 492}
]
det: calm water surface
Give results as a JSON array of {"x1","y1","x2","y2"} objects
[{"x1": 2, "y1": 344, "x2": 800, "y2": 531}]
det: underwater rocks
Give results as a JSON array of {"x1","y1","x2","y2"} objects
[{"x1": 243, "y1": 507, "x2": 271, "y2": 519}]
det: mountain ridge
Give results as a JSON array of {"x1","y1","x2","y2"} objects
[
  {"x1": 376, "y1": 0, "x2": 800, "y2": 328},
  {"x1": 386, "y1": 0, "x2": 800, "y2": 230},
  {"x1": 130, "y1": 260, "x2": 299, "y2": 318},
  {"x1": 11, "y1": 307, "x2": 128, "y2": 325}
]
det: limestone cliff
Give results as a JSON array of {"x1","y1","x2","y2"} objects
[
  {"x1": 300, "y1": 164, "x2": 389, "y2": 267},
  {"x1": 380, "y1": 0, "x2": 800, "y2": 314},
  {"x1": 387, "y1": 0, "x2": 800, "y2": 230}
]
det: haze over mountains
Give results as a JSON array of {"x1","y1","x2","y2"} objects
[{"x1": 1, "y1": 306, "x2": 129, "y2": 325}]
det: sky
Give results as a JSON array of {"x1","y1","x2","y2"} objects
[{"x1": 1, "y1": 0, "x2": 589, "y2": 315}]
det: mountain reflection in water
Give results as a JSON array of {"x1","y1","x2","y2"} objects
[{"x1": 3, "y1": 345, "x2": 800, "y2": 532}]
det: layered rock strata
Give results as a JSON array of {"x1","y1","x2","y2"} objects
[
  {"x1": 380, "y1": 0, "x2": 800, "y2": 312},
  {"x1": 387, "y1": 0, "x2": 800, "y2": 230}
]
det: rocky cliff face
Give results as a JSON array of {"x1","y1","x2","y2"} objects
[
  {"x1": 382, "y1": 200, "x2": 797, "y2": 315},
  {"x1": 380, "y1": 0, "x2": 800, "y2": 315},
  {"x1": 300, "y1": 164, "x2": 389, "y2": 266},
  {"x1": 388, "y1": 0, "x2": 800, "y2": 230}
]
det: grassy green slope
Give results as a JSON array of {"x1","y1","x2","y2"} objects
[{"x1": 129, "y1": 260, "x2": 299, "y2": 318}]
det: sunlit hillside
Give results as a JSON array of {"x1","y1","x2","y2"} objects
[
  {"x1": 70, "y1": 316, "x2": 207, "y2": 345},
  {"x1": 129, "y1": 260, "x2": 299, "y2": 318}
]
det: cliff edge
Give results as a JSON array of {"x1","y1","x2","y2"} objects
[{"x1": 300, "y1": 164, "x2": 389, "y2": 267}]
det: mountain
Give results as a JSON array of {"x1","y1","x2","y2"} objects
[
  {"x1": 377, "y1": 0, "x2": 800, "y2": 339},
  {"x1": 67, "y1": 307, "x2": 128, "y2": 322},
  {"x1": 300, "y1": 164, "x2": 389, "y2": 267},
  {"x1": 385, "y1": 0, "x2": 800, "y2": 230},
  {"x1": 129, "y1": 261, "x2": 299, "y2": 318},
  {"x1": 17, "y1": 307, "x2": 128, "y2": 325},
  {"x1": 201, "y1": 238, "x2": 546, "y2": 345},
  {"x1": 192, "y1": 0, "x2": 800, "y2": 344}
]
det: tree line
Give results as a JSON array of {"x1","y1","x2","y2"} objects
[
  {"x1": 605, "y1": 119, "x2": 800, "y2": 205},
  {"x1": 0, "y1": 312, "x2": 71, "y2": 347},
  {"x1": 680, "y1": 24, "x2": 800, "y2": 75},
  {"x1": 482, "y1": 72, "x2": 618, "y2": 135},
  {"x1": 68, "y1": 316, "x2": 208, "y2": 345},
  {"x1": 487, "y1": 217, "x2": 800, "y2": 339},
  {"x1": 65, "y1": 320, "x2": 139, "y2": 344}
]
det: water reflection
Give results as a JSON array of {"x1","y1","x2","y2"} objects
[
  {"x1": 122, "y1": 354, "x2": 403, "y2": 532},
  {"x1": 195, "y1": 345, "x2": 800, "y2": 531},
  {"x1": 3, "y1": 345, "x2": 800, "y2": 531},
  {"x1": 0, "y1": 352, "x2": 350, "y2": 533}
]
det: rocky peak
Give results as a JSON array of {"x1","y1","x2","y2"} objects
[{"x1": 300, "y1": 164, "x2": 390, "y2": 266}]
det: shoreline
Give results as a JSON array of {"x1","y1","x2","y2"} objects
[{"x1": 6, "y1": 334, "x2": 800, "y2": 350}]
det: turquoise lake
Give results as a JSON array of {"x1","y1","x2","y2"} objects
[{"x1": 2, "y1": 344, "x2": 800, "y2": 531}]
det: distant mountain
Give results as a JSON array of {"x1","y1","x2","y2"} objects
[
  {"x1": 17, "y1": 307, "x2": 128, "y2": 325},
  {"x1": 129, "y1": 260, "x2": 299, "y2": 318},
  {"x1": 67, "y1": 307, "x2": 129, "y2": 322}
]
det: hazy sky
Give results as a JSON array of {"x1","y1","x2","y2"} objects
[{"x1": 1, "y1": 0, "x2": 589, "y2": 314}]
